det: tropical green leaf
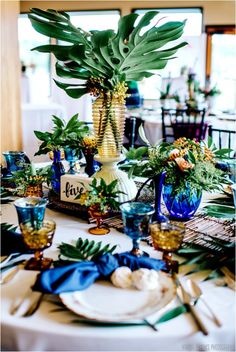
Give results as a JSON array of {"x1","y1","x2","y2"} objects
[
  {"x1": 28, "y1": 9, "x2": 187, "y2": 98},
  {"x1": 56, "y1": 237, "x2": 118, "y2": 264},
  {"x1": 155, "y1": 305, "x2": 187, "y2": 324},
  {"x1": 202, "y1": 205, "x2": 235, "y2": 219}
]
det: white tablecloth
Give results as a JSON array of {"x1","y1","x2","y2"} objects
[
  {"x1": 21, "y1": 103, "x2": 67, "y2": 163},
  {"x1": 1, "y1": 202, "x2": 235, "y2": 351}
]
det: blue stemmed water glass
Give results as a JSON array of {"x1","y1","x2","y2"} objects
[
  {"x1": 64, "y1": 147, "x2": 78, "y2": 174},
  {"x1": 14, "y1": 197, "x2": 48, "y2": 229},
  {"x1": 120, "y1": 202, "x2": 154, "y2": 256}
]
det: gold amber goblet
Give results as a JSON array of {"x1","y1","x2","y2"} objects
[
  {"x1": 149, "y1": 222, "x2": 185, "y2": 272},
  {"x1": 20, "y1": 220, "x2": 56, "y2": 270}
]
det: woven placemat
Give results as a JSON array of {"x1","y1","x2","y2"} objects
[{"x1": 102, "y1": 212, "x2": 235, "y2": 253}]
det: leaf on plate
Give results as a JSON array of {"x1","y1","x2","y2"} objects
[{"x1": 155, "y1": 304, "x2": 187, "y2": 325}]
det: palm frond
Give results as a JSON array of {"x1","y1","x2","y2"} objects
[{"x1": 54, "y1": 237, "x2": 118, "y2": 266}]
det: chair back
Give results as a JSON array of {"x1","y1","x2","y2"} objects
[
  {"x1": 208, "y1": 125, "x2": 236, "y2": 151},
  {"x1": 123, "y1": 116, "x2": 145, "y2": 148},
  {"x1": 162, "y1": 107, "x2": 207, "y2": 142}
]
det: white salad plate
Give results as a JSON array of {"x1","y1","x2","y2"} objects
[{"x1": 60, "y1": 271, "x2": 176, "y2": 322}]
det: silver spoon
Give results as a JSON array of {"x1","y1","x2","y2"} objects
[{"x1": 187, "y1": 279, "x2": 222, "y2": 327}]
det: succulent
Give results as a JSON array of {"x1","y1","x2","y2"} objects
[{"x1": 28, "y1": 8, "x2": 187, "y2": 97}]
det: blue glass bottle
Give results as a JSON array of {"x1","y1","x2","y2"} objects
[
  {"x1": 163, "y1": 184, "x2": 202, "y2": 220},
  {"x1": 84, "y1": 151, "x2": 100, "y2": 177},
  {"x1": 51, "y1": 150, "x2": 65, "y2": 194}
]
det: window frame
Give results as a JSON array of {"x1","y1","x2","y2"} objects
[{"x1": 205, "y1": 25, "x2": 236, "y2": 80}]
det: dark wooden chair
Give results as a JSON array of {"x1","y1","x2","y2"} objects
[
  {"x1": 161, "y1": 107, "x2": 207, "y2": 142},
  {"x1": 208, "y1": 125, "x2": 236, "y2": 151},
  {"x1": 123, "y1": 116, "x2": 146, "y2": 149}
]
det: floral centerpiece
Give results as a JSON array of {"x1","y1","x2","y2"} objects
[
  {"x1": 76, "y1": 178, "x2": 124, "y2": 235},
  {"x1": 127, "y1": 137, "x2": 230, "y2": 219},
  {"x1": 28, "y1": 8, "x2": 187, "y2": 201}
]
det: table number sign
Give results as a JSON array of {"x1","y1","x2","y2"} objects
[{"x1": 60, "y1": 174, "x2": 92, "y2": 203}]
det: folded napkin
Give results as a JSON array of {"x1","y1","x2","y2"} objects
[{"x1": 33, "y1": 253, "x2": 166, "y2": 294}]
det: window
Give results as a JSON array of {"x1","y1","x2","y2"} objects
[
  {"x1": 67, "y1": 10, "x2": 120, "y2": 31},
  {"x1": 18, "y1": 14, "x2": 51, "y2": 103},
  {"x1": 206, "y1": 26, "x2": 236, "y2": 112},
  {"x1": 133, "y1": 8, "x2": 204, "y2": 100}
]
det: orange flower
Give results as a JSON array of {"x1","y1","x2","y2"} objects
[
  {"x1": 175, "y1": 157, "x2": 194, "y2": 172},
  {"x1": 168, "y1": 148, "x2": 180, "y2": 160}
]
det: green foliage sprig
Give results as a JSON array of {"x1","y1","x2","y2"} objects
[
  {"x1": 28, "y1": 9, "x2": 187, "y2": 97},
  {"x1": 34, "y1": 114, "x2": 89, "y2": 156},
  {"x1": 177, "y1": 236, "x2": 235, "y2": 281},
  {"x1": 76, "y1": 178, "x2": 125, "y2": 213},
  {"x1": 54, "y1": 237, "x2": 118, "y2": 266}
]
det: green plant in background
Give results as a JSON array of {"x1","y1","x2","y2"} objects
[
  {"x1": 11, "y1": 163, "x2": 52, "y2": 195},
  {"x1": 198, "y1": 85, "x2": 221, "y2": 98},
  {"x1": 159, "y1": 81, "x2": 180, "y2": 102},
  {"x1": 76, "y1": 178, "x2": 125, "y2": 213},
  {"x1": 125, "y1": 135, "x2": 231, "y2": 196},
  {"x1": 34, "y1": 114, "x2": 89, "y2": 156},
  {"x1": 28, "y1": 9, "x2": 187, "y2": 98}
]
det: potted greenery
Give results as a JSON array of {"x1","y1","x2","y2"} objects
[
  {"x1": 34, "y1": 114, "x2": 89, "y2": 191},
  {"x1": 76, "y1": 178, "x2": 124, "y2": 235},
  {"x1": 12, "y1": 163, "x2": 52, "y2": 197},
  {"x1": 28, "y1": 8, "x2": 187, "y2": 202}
]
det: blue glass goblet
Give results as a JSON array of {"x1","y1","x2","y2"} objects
[
  {"x1": 14, "y1": 197, "x2": 48, "y2": 229},
  {"x1": 120, "y1": 202, "x2": 154, "y2": 256},
  {"x1": 64, "y1": 147, "x2": 78, "y2": 174}
]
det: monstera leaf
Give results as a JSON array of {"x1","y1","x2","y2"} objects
[{"x1": 28, "y1": 9, "x2": 187, "y2": 97}]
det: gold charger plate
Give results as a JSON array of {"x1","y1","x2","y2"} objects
[{"x1": 60, "y1": 271, "x2": 176, "y2": 322}]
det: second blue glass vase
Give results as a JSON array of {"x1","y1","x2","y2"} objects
[
  {"x1": 51, "y1": 150, "x2": 65, "y2": 194},
  {"x1": 163, "y1": 184, "x2": 202, "y2": 220}
]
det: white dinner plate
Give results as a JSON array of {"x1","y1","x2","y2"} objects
[{"x1": 60, "y1": 271, "x2": 176, "y2": 322}]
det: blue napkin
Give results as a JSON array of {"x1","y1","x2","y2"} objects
[{"x1": 32, "y1": 253, "x2": 166, "y2": 294}]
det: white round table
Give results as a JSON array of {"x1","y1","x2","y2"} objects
[{"x1": 1, "y1": 203, "x2": 235, "y2": 351}]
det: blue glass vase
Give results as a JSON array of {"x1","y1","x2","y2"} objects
[
  {"x1": 14, "y1": 197, "x2": 47, "y2": 228},
  {"x1": 153, "y1": 172, "x2": 169, "y2": 223},
  {"x1": 84, "y1": 151, "x2": 100, "y2": 177},
  {"x1": 64, "y1": 148, "x2": 78, "y2": 174},
  {"x1": 51, "y1": 150, "x2": 65, "y2": 194},
  {"x1": 2, "y1": 151, "x2": 30, "y2": 177},
  {"x1": 163, "y1": 184, "x2": 202, "y2": 220}
]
